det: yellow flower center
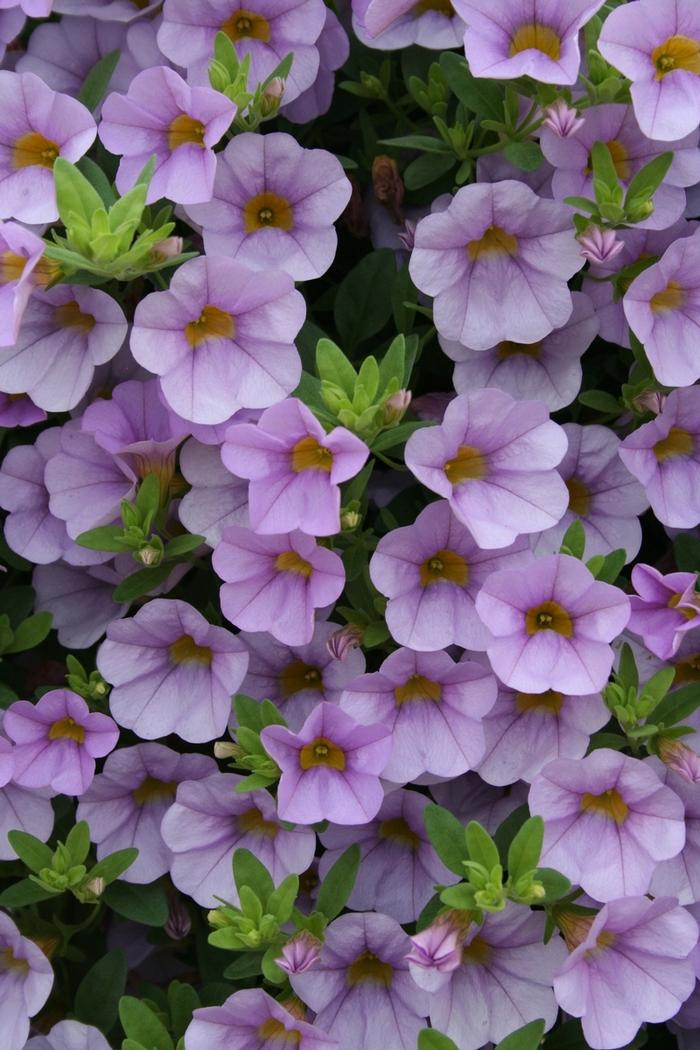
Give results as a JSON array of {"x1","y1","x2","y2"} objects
[
  {"x1": 0, "y1": 947, "x2": 30, "y2": 974},
  {"x1": 378, "y1": 816, "x2": 420, "y2": 849},
  {"x1": 54, "y1": 300, "x2": 96, "y2": 332},
  {"x1": 238, "y1": 807, "x2": 279, "y2": 838},
  {"x1": 394, "y1": 673, "x2": 443, "y2": 705},
  {"x1": 184, "y1": 304, "x2": 235, "y2": 349},
  {"x1": 525, "y1": 600, "x2": 574, "y2": 638},
  {"x1": 668, "y1": 592, "x2": 698, "y2": 620},
  {"x1": 674, "y1": 651, "x2": 700, "y2": 683},
  {"x1": 509, "y1": 23, "x2": 561, "y2": 60},
  {"x1": 444, "y1": 444, "x2": 488, "y2": 485},
  {"x1": 346, "y1": 949, "x2": 393, "y2": 986},
  {"x1": 0, "y1": 251, "x2": 27, "y2": 284},
  {"x1": 566, "y1": 476, "x2": 591, "y2": 517},
  {"x1": 579, "y1": 787, "x2": 629, "y2": 824},
  {"x1": 275, "y1": 551, "x2": 313, "y2": 577},
  {"x1": 650, "y1": 279, "x2": 685, "y2": 314},
  {"x1": 467, "y1": 225, "x2": 518, "y2": 263},
  {"x1": 462, "y1": 935, "x2": 492, "y2": 966},
  {"x1": 222, "y1": 9, "x2": 271, "y2": 41},
  {"x1": 47, "y1": 716, "x2": 86, "y2": 743},
  {"x1": 496, "y1": 339, "x2": 542, "y2": 360},
  {"x1": 12, "y1": 131, "x2": 59, "y2": 170},
  {"x1": 167, "y1": 113, "x2": 206, "y2": 152},
  {"x1": 652, "y1": 34, "x2": 700, "y2": 78},
  {"x1": 583, "y1": 929, "x2": 617, "y2": 958},
  {"x1": 243, "y1": 191, "x2": 293, "y2": 233},
  {"x1": 419, "y1": 548, "x2": 469, "y2": 587},
  {"x1": 291, "y1": 435, "x2": 333, "y2": 473},
  {"x1": 256, "y1": 1018, "x2": 301, "y2": 1045},
  {"x1": 169, "y1": 634, "x2": 213, "y2": 666},
  {"x1": 515, "y1": 690, "x2": 563, "y2": 715},
  {"x1": 299, "y1": 736, "x2": 346, "y2": 770},
  {"x1": 132, "y1": 777, "x2": 178, "y2": 805},
  {"x1": 280, "y1": 660, "x2": 323, "y2": 697},
  {"x1": 413, "y1": 0, "x2": 453, "y2": 14},
  {"x1": 654, "y1": 426, "x2": 694, "y2": 461}
]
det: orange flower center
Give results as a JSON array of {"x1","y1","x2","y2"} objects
[
  {"x1": 419, "y1": 548, "x2": 469, "y2": 587},
  {"x1": 54, "y1": 300, "x2": 96, "y2": 332},
  {"x1": 185, "y1": 304, "x2": 235, "y2": 348},
  {"x1": 496, "y1": 339, "x2": 542, "y2": 360},
  {"x1": 243, "y1": 191, "x2": 293, "y2": 233},
  {"x1": 238, "y1": 807, "x2": 279, "y2": 838},
  {"x1": 346, "y1": 950, "x2": 393, "y2": 986},
  {"x1": 467, "y1": 225, "x2": 518, "y2": 262},
  {"x1": 169, "y1": 634, "x2": 213, "y2": 666},
  {"x1": 444, "y1": 444, "x2": 487, "y2": 485},
  {"x1": 668, "y1": 592, "x2": 698, "y2": 620},
  {"x1": 566, "y1": 476, "x2": 591, "y2": 517},
  {"x1": 299, "y1": 736, "x2": 346, "y2": 770},
  {"x1": 509, "y1": 23, "x2": 561, "y2": 59},
  {"x1": 168, "y1": 113, "x2": 206, "y2": 151},
  {"x1": 13, "y1": 131, "x2": 59, "y2": 170},
  {"x1": 291, "y1": 436, "x2": 333, "y2": 473},
  {"x1": 462, "y1": 935, "x2": 492, "y2": 965},
  {"x1": 222, "y1": 9, "x2": 271, "y2": 41},
  {"x1": 580, "y1": 787, "x2": 629, "y2": 824},
  {"x1": 378, "y1": 816, "x2": 420, "y2": 849},
  {"x1": 275, "y1": 551, "x2": 313, "y2": 577},
  {"x1": 525, "y1": 600, "x2": 573, "y2": 637},
  {"x1": 132, "y1": 777, "x2": 178, "y2": 805},
  {"x1": 280, "y1": 660, "x2": 323, "y2": 697},
  {"x1": 650, "y1": 279, "x2": 685, "y2": 313},
  {"x1": 394, "y1": 674, "x2": 443, "y2": 705},
  {"x1": 515, "y1": 690, "x2": 563, "y2": 715},
  {"x1": 48, "y1": 716, "x2": 85, "y2": 743},
  {"x1": 654, "y1": 426, "x2": 694, "y2": 461},
  {"x1": 652, "y1": 35, "x2": 700, "y2": 78},
  {"x1": 256, "y1": 1018, "x2": 301, "y2": 1045}
]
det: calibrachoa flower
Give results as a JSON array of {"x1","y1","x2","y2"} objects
[
  {"x1": 184, "y1": 988, "x2": 338, "y2": 1050},
  {"x1": 405, "y1": 915, "x2": 464, "y2": 991},
  {"x1": 404, "y1": 390, "x2": 569, "y2": 549},
  {"x1": 628, "y1": 563, "x2": 700, "y2": 659},
  {"x1": 25, "y1": 1021, "x2": 111, "y2": 1050},
  {"x1": 289, "y1": 912, "x2": 429, "y2": 1050},
  {"x1": 554, "y1": 897, "x2": 698, "y2": 1049},
  {"x1": 317, "y1": 789, "x2": 457, "y2": 922},
  {"x1": 0, "y1": 221, "x2": 56, "y2": 346},
  {"x1": 369, "y1": 499, "x2": 532, "y2": 652},
  {"x1": 76, "y1": 743, "x2": 216, "y2": 884},
  {"x1": 0, "y1": 71, "x2": 95, "y2": 223},
  {"x1": 283, "y1": 9, "x2": 349, "y2": 123},
  {"x1": 213, "y1": 526, "x2": 345, "y2": 646},
  {"x1": 178, "y1": 438, "x2": 249, "y2": 548},
  {"x1": 99, "y1": 67, "x2": 236, "y2": 205},
  {"x1": 530, "y1": 749, "x2": 686, "y2": 901},
  {"x1": 409, "y1": 181, "x2": 582, "y2": 349},
  {"x1": 16, "y1": 16, "x2": 137, "y2": 99},
  {"x1": 453, "y1": 0, "x2": 606, "y2": 84},
  {"x1": 4, "y1": 688, "x2": 118, "y2": 796},
  {"x1": 96, "y1": 598, "x2": 249, "y2": 743},
  {"x1": 160, "y1": 772, "x2": 316, "y2": 906},
  {"x1": 276, "y1": 931, "x2": 323, "y2": 975},
  {"x1": 222, "y1": 398, "x2": 369, "y2": 536},
  {"x1": 354, "y1": 0, "x2": 464, "y2": 50},
  {"x1": 475, "y1": 553, "x2": 631, "y2": 695},
  {"x1": 260, "y1": 701, "x2": 392, "y2": 825},
  {"x1": 598, "y1": 0, "x2": 700, "y2": 141},
  {"x1": 650, "y1": 760, "x2": 700, "y2": 904},
  {"x1": 618, "y1": 386, "x2": 700, "y2": 528},
  {"x1": 54, "y1": 0, "x2": 160, "y2": 18},
  {"x1": 186, "y1": 133, "x2": 351, "y2": 281},
  {"x1": 130, "y1": 255, "x2": 305, "y2": 425},
  {"x1": 0, "y1": 911, "x2": 53, "y2": 1050},
  {"x1": 33, "y1": 560, "x2": 128, "y2": 650},
  {"x1": 0, "y1": 393, "x2": 46, "y2": 428},
  {"x1": 340, "y1": 648, "x2": 497, "y2": 784},
  {"x1": 0, "y1": 0, "x2": 51, "y2": 14},
  {"x1": 431, "y1": 772, "x2": 529, "y2": 832},
  {"x1": 542, "y1": 99, "x2": 586, "y2": 138},
  {"x1": 0, "y1": 781, "x2": 54, "y2": 861},
  {"x1": 410, "y1": 905, "x2": 567, "y2": 1050}
]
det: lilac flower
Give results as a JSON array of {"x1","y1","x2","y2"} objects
[
  {"x1": 405, "y1": 915, "x2": 464, "y2": 992},
  {"x1": 475, "y1": 554, "x2": 631, "y2": 695},
  {"x1": 354, "y1": 0, "x2": 465, "y2": 51},
  {"x1": 542, "y1": 99, "x2": 585, "y2": 137},
  {"x1": 541, "y1": 103, "x2": 700, "y2": 232},
  {"x1": 0, "y1": 71, "x2": 96, "y2": 223},
  {"x1": 76, "y1": 742, "x2": 216, "y2": 884},
  {"x1": 453, "y1": 0, "x2": 607, "y2": 84},
  {"x1": 186, "y1": 133, "x2": 351, "y2": 281},
  {"x1": 277, "y1": 931, "x2": 322, "y2": 975},
  {"x1": 283, "y1": 10, "x2": 349, "y2": 123},
  {"x1": 0, "y1": 781, "x2": 54, "y2": 861},
  {"x1": 0, "y1": 0, "x2": 50, "y2": 15},
  {"x1": 411, "y1": 904, "x2": 567, "y2": 1050},
  {"x1": 628, "y1": 563, "x2": 700, "y2": 659},
  {"x1": 160, "y1": 772, "x2": 316, "y2": 906},
  {"x1": 619, "y1": 386, "x2": 700, "y2": 528},
  {"x1": 53, "y1": 0, "x2": 160, "y2": 18},
  {"x1": 579, "y1": 226, "x2": 626, "y2": 265},
  {"x1": 178, "y1": 438, "x2": 249, "y2": 548},
  {"x1": 25, "y1": 1021, "x2": 111, "y2": 1050},
  {"x1": 0, "y1": 736, "x2": 12, "y2": 789},
  {"x1": 0, "y1": 393, "x2": 45, "y2": 428},
  {"x1": 290, "y1": 912, "x2": 429, "y2": 1050},
  {"x1": 431, "y1": 772, "x2": 529, "y2": 833},
  {"x1": 131, "y1": 255, "x2": 305, "y2": 424},
  {"x1": 0, "y1": 911, "x2": 53, "y2": 1050},
  {"x1": 158, "y1": 0, "x2": 327, "y2": 102},
  {"x1": 0, "y1": 221, "x2": 54, "y2": 346},
  {"x1": 184, "y1": 988, "x2": 338, "y2": 1050},
  {"x1": 598, "y1": 0, "x2": 700, "y2": 141},
  {"x1": 0, "y1": 7, "x2": 23, "y2": 65},
  {"x1": 370, "y1": 499, "x2": 532, "y2": 652},
  {"x1": 213, "y1": 526, "x2": 345, "y2": 646},
  {"x1": 97, "y1": 598, "x2": 248, "y2": 743},
  {"x1": 532, "y1": 423, "x2": 649, "y2": 561},
  {"x1": 33, "y1": 561, "x2": 129, "y2": 649},
  {"x1": 4, "y1": 688, "x2": 118, "y2": 796},
  {"x1": 222, "y1": 398, "x2": 369, "y2": 536},
  {"x1": 80, "y1": 378, "x2": 188, "y2": 469},
  {"x1": 410, "y1": 181, "x2": 582, "y2": 349},
  {"x1": 657, "y1": 738, "x2": 700, "y2": 785},
  {"x1": 554, "y1": 896, "x2": 698, "y2": 1049},
  {"x1": 340, "y1": 648, "x2": 496, "y2": 784},
  {"x1": 405, "y1": 390, "x2": 568, "y2": 549},
  {"x1": 530, "y1": 748, "x2": 686, "y2": 901},
  {"x1": 318, "y1": 789, "x2": 457, "y2": 922},
  {"x1": 99, "y1": 67, "x2": 236, "y2": 205},
  {"x1": 650, "y1": 759, "x2": 700, "y2": 903},
  {"x1": 442, "y1": 290, "x2": 598, "y2": 412},
  {"x1": 0, "y1": 284, "x2": 127, "y2": 412},
  {"x1": 261, "y1": 701, "x2": 392, "y2": 825},
  {"x1": 238, "y1": 620, "x2": 366, "y2": 731}
]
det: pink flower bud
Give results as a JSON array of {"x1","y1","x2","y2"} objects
[
  {"x1": 578, "y1": 225, "x2": 625, "y2": 266},
  {"x1": 276, "y1": 931, "x2": 322, "y2": 975},
  {"x1": 383, "y1": 389, "x2": 412, "y2": 425},
  {"x1": 326, "y1": 624, "x2": 364, "y2": 661},
  {"x1": 543, "y1": 99, "x2": 585, "y2": 138},
  {"x1": 397, "y1": 219, "x2": 417, "y2": 252},
  {"x1": 633, "y1": 390, "x2": 667, "y2": 415},
  {"x1": 151, "y1": 237, "x2": 183, "y2": 262},
  {"x1": 165, "y1": 895, "x2": 192, "y2": 940},
  {"x1": 405, "y1": 916, "x2": 465, "y2": 974},
  {"x1": 657, "y1": 738, "x2": 700, "y2": 784}
]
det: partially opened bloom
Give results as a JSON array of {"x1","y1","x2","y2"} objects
[
  {"x1": 354, "y1": 0, "x2": 464, "y2": 50},
  {"x1": 476, "y1": 554, "x2": 631, "y2": 695},
  {"x1": 25, "y1": 1021, "x2": 111, "y2": 1050},
  {"x1": 0, "y1": 911, "x2": 53, "y2": 1050},
  {"x1": 97, "y1": 598, "x2": 249, "y2": 743},
  {"x1": 554, "y1": 896, "x2": 698, "y2": 1049},
  {"x1": 290, "y1": 912, "x2": 429, "y2": 1050},
  {"x1": 340, "y1": 648, "x2": 496, "y2": 784},
  {"x1": 454, "y1": 0, "x2": 606, "y2": 84},
  {"x1": 598, "y1": 0, "x2": 700, "y2": 141},
  {"x1": 160, "y1": 772, "x2": 316, "y2": 906},
  {"x1": 0, "y1": 221, "x2": 56, "y2": 346},
  {"x1": 0, "y1": 71, "x2": 95, "y2": 223},
  {"x1": 99, "y1": 67, "x2": 236, "y2": 205},
  {"x1": 405, "y1": 389, "x2": 569, "y2": 549},
  {"x1": 542, "y1": 99, "x2": 586, "y2": 138},
  {"x1": 370, "y1": 499, "x2": 532, "y2": 652},
  {"x1": 223, "y1": 398, "x2": 368, "y2": 536},
  {"x1": 131, "y1": 255, "x2": 305, "y2": 424},
  {"x1": 405, "y1": 915, "x2": 464, "y2": 991},
  {"x1": 178, "y1": 438, "x2": 249, "y2": 548},
  {"x1": 277, "y1": 931, "x2": 322, "y2": 975},
  {"x1": 410, "y1": 181, "x2": 581, "y2": 349},
  {"x1": 261, "y1": 701, "x2": 392, "y2": 825},
  {"x1": 184, "y1": 988, "x2": 337, "y2": 1050},
  {"x1": 4, "y1": 688, "x2": 118, "y2": 796},
  {"x1": 213, "y1": 526, "x2": 344, "y2": 646},
  {"x1": 628, "y1": 563, "x2": 700, "y2": 659},
  {"x1": 76, "y1": 742, "x2": 216, "y2": 884},
  {"x1": 618, "y1": 386, "x2": 700, "y2": 528},
  {"x1": 530, "y1": 748, "x2": 686, "y2": 901},
  {"x1": 186, "y1": 133, "x2": 351, "y2": 281}
]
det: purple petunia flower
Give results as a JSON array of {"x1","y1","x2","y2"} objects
[
  {"x1": 0, "y1": 781, "x2": 54, "y2": 861},
  {"x1": 283, "y1": 9, "x2": 349, "y2": 123},
  {"x1": 160, "y1": 771, "x2": 316, "y2": 906},
  {"x1": 431, "y1": 771, "x2": 529, "y2": 833},
  {"x1": 290, "y1": 912, "x2": 429, "y2": 1050},
  {"x1": 76, "y1": 742, "x2": 216, "y2": 884},
  {"x1": 25, "y1": 1020, "x2": 111, "y2": 1050},
  {"x1": 53, "y1": 0, "x2": 160, "y2": 19},
  {"x1": 4, "y1": 688, "x2": 118, "y2": 796},
  {"x1": 186, "y1": 133, "x2": 351, "y2": 281},
  {"x1": 184, "y1": 988, "x2": 338, "y2": 1050},
  {"x1": 650, "y1": 759, "x2": 700, "y2": 903},
  {"x1": 213, "y1": 526, "x2": 345, "y2": 646},
  {"x1": 340, "y1": 648, "x2": 497, "y2": 784},
  {"x1": 0, "y1": 71, "x2": 96, "y2": 223},
  {"x1": 17, "y1": 17, "x2": 136, "y2": 100},
  {"x1": 0, "y1": 8, "x2": 23, "y2": 65},
  {"x1": 0, "y1": 0, "x2": 51, "y2": 15},
  {"x1": 627, "y1": 563, "x2": 700, "y2": 660},
  {"x1": 0, "y1": 911, "x2": 53, "y2": 1050},
  {"x1": 354, "y1": 0, "x2": 464, "y2": 50},
  {"x1": 261, "y1": 701, "x2": 392, "y2": 825},
  {"x1": 405, "y1": 915, "x2": 464, "y2": 990},
  {"x1": 99, "y1": 67, "x2": 236, "y2": 205},
  {"x1": 178, "y1": 438, "x2": 249, "y2": 548},
  {"x1": 0, "y1": 393, "x2": 46, "y2": 428},
  {"x1": 33, "y1": 560, "x2": 128, "y2": 650},
  {"x1": 0, "y1": 221, "x2": 55, "y2": 347},
  {"x1": 405, "y1": 390, "x2": 568, "y2": 549},
  {"x1": 131, "y1": 255, "x2": 305, "y2": 424},
  {"x1": 475, "y1": 553, "x2": 631, "y2": 695}
]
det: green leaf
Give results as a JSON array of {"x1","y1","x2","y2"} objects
[
  {"x1": 595, "y1": 548, "x2": 626, "y2": 583},
  {"x1": 7, "y1": 830, "x2": 53, "y2": 873},
  {"x1": 112, "y1": 562, "x2": 172, "y2": 603},
  {"x1": 466, "y1": 821, "x2": 500, "y2": 870},
  {"x1": 617, "y1": 642, "x2": 639, "y2": 691},
  {"x1": 164, "y1": 534, "x2": 205, "y2": 558},
  {"x1": 563, "y1": 195, "x2": 598, "y2": 214},
  {"x1": 54, "y1": 158, "x2": 104, "y2": 230},
  {"x1": 316, "y1": 843, "x2": 361, "y2": 920},
  {"x1": 559, "y1": 520, "x2": 585, "y2": 560},
  {"x1": 587, "y1": 731, "x2": 628, "y2": 752},
  {"x1": 440, "y1": 52, "x2": 505, "y2": 121},
  {"x1": 79, "y1": 49, "x2": 120, "y2": 111},
  {"x1": 653, "y1": 683, "x2": 700, "y2": 728},
  {"x1": 103, "y1": 880, "x2": 169, "y2": 927},
  {"x1": 76, "y1": 525, "x2": 127, "y2": 552},
  {"x1": 578, "y1": 390, "x2": 620, "y2": 414},
  {"x1": 168, "y1": 982, "x2": 201, "y2": 1041},
  {"x1": 222, "y1": 952, "x2": 265, "y2": 979},
  {"x1": 418, "y1": 1030, "x2": 459, "y2": 1050},
  {"x1": 674, "y1": 533, "x2": 700, "y2": 572},
  {"x1": 267, "y1": 874, "x2": 299, "y2": 924},
  {"x1": 334, "y1": 250, "x2": 396, "y2": 349},
  {"x1": 233, "y1": 848, "x2": 275, "y2": 907},
  {"x1": 533, "y1": 867, "x2": 572, "y2": 902},
  {"x1": 439, "y1": 883, "x2": 476, "y2": 909},
  {"x1": 119, "y1": 997, "x2": 174, "y2": 1050},
  {"x1": 423, "y1": 804, "x2": 469, "y2": 876},
  {"x1": 86, "y1": 847, "x2": 138, "y2": 886},
  {"x1": 403, "y1": 151, "x2": 455, "y2": 190},
  {"x1": 0, "y1": 879, "x2": 60, "y2": 907},
  {"x1": 507, "y1": 816, "x2": 543, "y2": 882},
  {"x1": 641, "y1": 666, "x2": 676, "y2": 704},
  {"x1": 356, "y1": 355, "x2": 380, "y2": 403},
  {"x1": 135, "y1": 472, "x2": 162, "y2": 517},
  {"x1": 3, "y1": 611, "x2": 52, "y2": 653},
  {"x1": 591, "y1": 140, "x2": 622, "y2": 204},
  {"x1": 316, "y1": 338, "x2": 357, "y2": 398},
  {"x1": 391, "y1": 269, "x2": 417, "y2": 335},
  {"x1": 371, "y1": 421, "x2": 433, "y2": 452},
  {"x1": 378, "y1": 135, "x2": 452, "y2": 153},
  {"x1": 504, "y1": 141, "x2": 544, "y2": 171},
  {"x1": 494, "y1": 1018, "x2": 546, "y2": 1050},
  {"x1": 66, "y1": 821, "x2": 91, "y2": 865},
  {"x1": 624, "y1": 152, "x2": 673, "y2": 208},
  {"x1": 75, "y1": 949, "x2": 127, "y2": 1032}
]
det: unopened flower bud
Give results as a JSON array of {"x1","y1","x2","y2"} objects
[
  {"x1": 632, "y1": 390, "x2": 667, "y2": 415},
  {"x1": 383, "y1": 389, "x2": 412, "y2": 425},
  {"x1": 136, "y1": 545, "x2": 162, "y2": 567},
  {"x1": 276, "y1": 931, "x2": 322, "y2": 975},
  {"x1": 340, "y1": 508, "x2": 362, "y2": 531},
  {"x1": 207, "y1": 908, "x2": 229, "y2": 929},
  {"x1": 372, "y1": 155, "x2": 404, "y2": 224},
  {"x1": 214, "y1": 740, "x2": 244, "y2": 760},
  {"x1": 657, "y1": 737, "x2": 700, "y2": 783},
  {"x1": 542, "y1": 99, "x2": 585, "y2": 138},
  {"x1": 406, "y1": 914, "x2": 467, "y2": 990},
  {"x1": 396, "y1": 219, "x2": 417, "y2": 252},
  {"x1": 209, "y1": 59, "x2": 232, "y2": 93},
  {"x1": 260, "y1": 78, "x2": 285, "y2": 117},
  {"x1": 83, "y1": 877, "x2": 106, "y2": 899},
  {"x1": 165, "y1": 895, "x2": 192, "y2": 940},
  {"x1": 151, "y1": 236, "x2": 183, "y2": 262},
  {"x1": 578, "y1": 225, "x2": 625, "y2": 266},
  {"x1": 326, "y1": 624, "x2": 364, "y2": 661}
]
